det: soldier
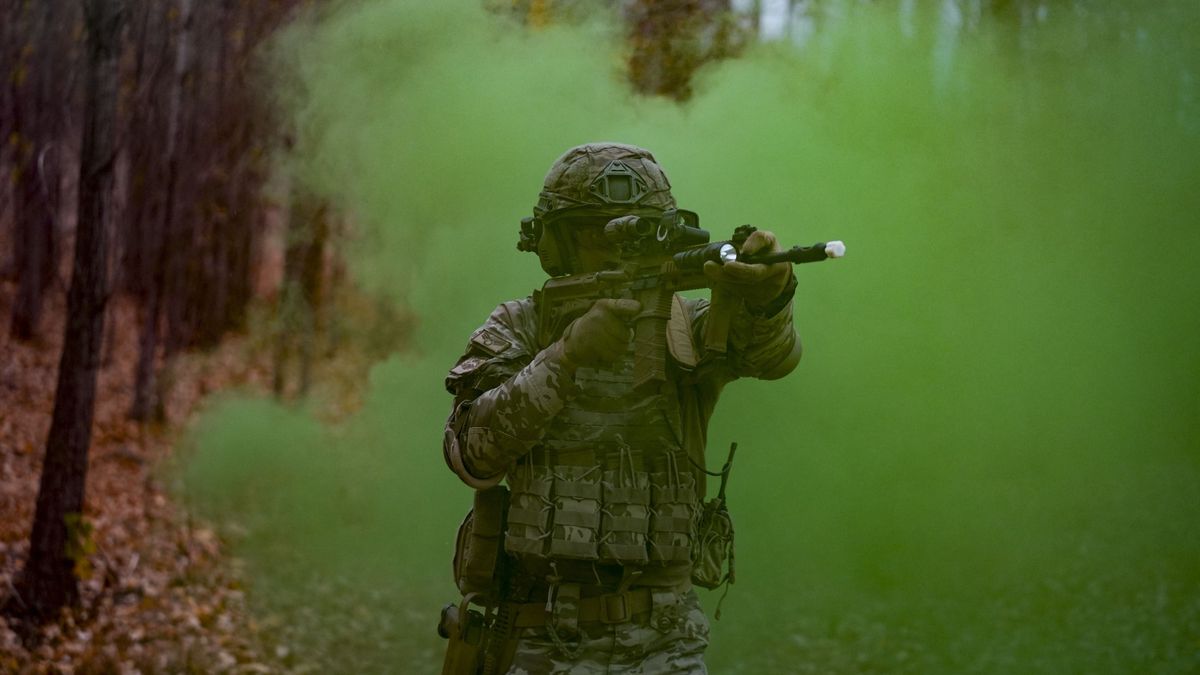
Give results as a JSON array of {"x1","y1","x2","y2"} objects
[{"x1": 442, "y1": 142, "x2": 800, "y2": 674}]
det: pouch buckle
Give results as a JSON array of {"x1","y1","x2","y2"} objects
[{"x1": 600, "y1": 592, "x2": 631, "y2": 624}]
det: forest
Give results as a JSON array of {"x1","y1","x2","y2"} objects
[{"x1": 1, "y1": 0, "x2": 1198, "y2": 672}]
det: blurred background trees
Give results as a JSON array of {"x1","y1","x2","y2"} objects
[
  {"x1": 4, "y1": 0, "x2": 75, "y2": 341},
  {"x1": 0, "y1": 0, "x2": 319, "y2": 417},
  {"x1": 1, "y1": 0, "x2": 324, "y2": 624}
]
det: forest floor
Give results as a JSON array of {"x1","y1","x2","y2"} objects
[{"x1": 0, "y1": 278, "x2": 384, "y2": 674}]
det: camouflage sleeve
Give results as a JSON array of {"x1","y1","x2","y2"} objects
[
  {"x1": 688, "y1": 272, "x2": 802, "y2": 382},
  {"x1": 443, "y1": 299, "x2": 578, "y2": 489}
]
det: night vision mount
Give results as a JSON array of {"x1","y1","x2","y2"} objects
[
  {"x1": 599, "y1": 209, "x2": 708, "y2": 258},
  {"x1": 588, "y1": 160, "x2": 650, "y2": 205},
  {"x1": 517, "y1": 208, "x2": 706, "y2": 257}
]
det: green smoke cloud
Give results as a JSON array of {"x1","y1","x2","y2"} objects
[{"x1": 181, "y1": 1, "x2": 1200, "y2": 672}]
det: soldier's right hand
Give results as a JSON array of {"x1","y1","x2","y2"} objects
[{"x1": 560, "y1": 298, "x2": 642, "y2": 369}]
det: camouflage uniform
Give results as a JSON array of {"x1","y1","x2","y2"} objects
[{"x1": 443, "y1": 144, "x2": 800, "y2": 674}]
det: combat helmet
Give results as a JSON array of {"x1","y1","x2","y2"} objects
[{"x1": 518, "y1": 143, "x2": 680, "y2": 276}]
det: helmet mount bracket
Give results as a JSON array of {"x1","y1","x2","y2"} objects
[{"x1": 589, "y1": 161, "x2": 648, "y2": 205}]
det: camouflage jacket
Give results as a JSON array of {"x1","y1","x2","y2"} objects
[{"x1": 443, "y1": 286, "x2": 801, "y2": 492}]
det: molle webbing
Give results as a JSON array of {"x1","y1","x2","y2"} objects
[
  {"x1": 549, "y1": 465, "x2": 602, "y2": 559},
  {"x1": 511, "y1": 587, "x2": 656, "y2": 628},
  {"x1": 648, "y1": 453, "x2": 696, "y2": 563},
  {"x1": 505, "y1": 464, "x2": 553, "y2": 557},
  {"x1": 600, "y1": 446, "x2": 650, "y2": 564},
  {"x1": 504, "y1": 354, "x2": 696, "y2": 567},
  {"x1": 505, "y1": 443, "x2": 696, "y2": 566}
]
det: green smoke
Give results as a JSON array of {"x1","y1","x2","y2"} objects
[{"x1": 181, "y1": 1, "x2": 1200, "y2": 672}]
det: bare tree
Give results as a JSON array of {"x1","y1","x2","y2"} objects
[
  {"x1": 8, "y1": 1, "x2": 78, "y2": 340},
  {"x1": 130, "y1": 0, "x2": 194, "y2": 422},
  {"x1": 0, "y1": 1, "x2": 20, "y2": 255},
  {"x1": 8, "y1": 0, "x2": 123, "y2": 622},
  {"x1": 127, "y1": 0, "x2": 308, "y2": 419},
  {"x1": 274, "y1": 185, "x2": 329, "y2": 399}
]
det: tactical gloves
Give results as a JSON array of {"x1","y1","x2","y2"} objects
[
  {"x1": 556, "y1": 229, "x2": 790, "y2": 372},
  {"x1": 702, "y1": 229, "x2": 792, "y2": 309},
  {"x1": 559, "y1": 298, "x2": 641, "y2": 369}
]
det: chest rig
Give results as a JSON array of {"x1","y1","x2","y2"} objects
[{"x1": 504, "y1": 348, "x2": 698, "y2": 568}]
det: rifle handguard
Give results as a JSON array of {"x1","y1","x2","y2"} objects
[
  {"x1": 738, "y1": 240, "x2": 845, "y2": 265},
  {"x1": 671, "y1": 243, "x2": 737, "y2": 270},
  {"x1": 673, "y1": 240, "x2": 845, "y2": 269}
]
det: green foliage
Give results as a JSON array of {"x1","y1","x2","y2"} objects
[
  {"x1": 181, "y1": 1, "x2": 1200, "y2": 672},
  {"x1": 64, "y1": 512, "x2": 96, "y2": 582}
]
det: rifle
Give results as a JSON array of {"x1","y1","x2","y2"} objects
[{"x1": 533, "y1": 212, "x2": 844, "y2": 390}]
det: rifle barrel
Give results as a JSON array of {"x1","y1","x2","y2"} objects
[{"x1": 739, "y1": 240, "x2": 845, "y2": 265}]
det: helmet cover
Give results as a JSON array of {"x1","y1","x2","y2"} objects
[
  {"x1": 522, "y1": 143, "x2": 677, "y2": 275},
  {"x1": 535, "y1": 142, "x2": 676, "y2": 219}
]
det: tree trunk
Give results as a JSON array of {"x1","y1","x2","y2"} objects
[
  {"x1": 130, "y1": 0, "x2": 193, "y2": 422},
  {"x1": 0, "y1": 1, "x2": 15, "y2": 250},
  {"x1": 9, "y1": 1, "x2": 65, "y2": 341},
  {"x1": 11, "y1": 0, "x2": 122, "y2": 622},
  {"x1": 298, "y1": 200, "x2": 328, "y2": 397},
  {"x1": 274, "y1": 188, "x2": 327, "y2": 399},
  {"x1": 10, "y1": 159, "x2": 56, "y2": 339}
]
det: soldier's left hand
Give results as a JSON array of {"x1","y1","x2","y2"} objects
[{"x1": 702, "y1": 229, "x2": 791, "y2": 308}]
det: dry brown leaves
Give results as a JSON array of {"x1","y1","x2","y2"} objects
[{"x1": 0, "y1": 279, "x2": 374, "y2": 674}]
